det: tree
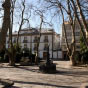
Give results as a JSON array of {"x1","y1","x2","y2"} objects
[
  {"x1": 0, "y1": 0, "x2": 11, "y2": 51},
  {"x1": 40, "y1": 0, "x2": 88, "y2": 65},
  {"x1": 8, "y1": 0, "x2": 17, "y2": 66},
  {"x1": 76, "y1": 0, "x2": 88, "y2": 35},
  {"x1": 16, "y1": 0, "x2": 26, "y2": 46},
  {"x1": 70, "y1": 0, "x2": 88, "y2": 48}
]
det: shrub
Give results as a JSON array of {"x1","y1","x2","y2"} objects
[
  {"x1": 75, "y1": 52, "x2": 81, "y2": 64},
  {"x1": 81, "y1": 50, "x2": 88, "y2": 64}
]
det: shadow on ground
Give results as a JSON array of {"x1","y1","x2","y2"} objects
[{"x1": 13, "y1": 80, "x2": 75, "y2": 88}]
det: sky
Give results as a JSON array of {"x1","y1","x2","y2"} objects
[{"x1": 0, "y1": 0, "x2": 62, "y2": 34}]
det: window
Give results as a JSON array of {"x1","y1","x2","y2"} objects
[
  {"x1": 24, "y1": 44, "x2": 27, "y2": 48},
  {"x1": 76, "y1": 45, "x2": 80, "y2": 49},
  {"x1": 34, "y1": 44, "x2": 37, "y2": 48},
  {"x1": 75, "y1": 32, "x2": 80, "y2": 36},
  {"x1": 34, "y1": 36, "x2": 38, "y2": 40},
  {"x1": 34, "y1": 36, "x2": 39, "y2": 42},
  {"x1": 75, "y1": 39, "x2": 80, "y2": 43},
  {"x1": 7, "y1": 40, "x2": 9, "y2": 43},
  {"x1": 62, "y1": 38, "x2": 65, "y2": 43},
  {"x1": 66, "y1": 33, "x2": 72, "y2": 36},
  {"x1": 23, "y1": 36, "x2": 28, "y2": 43},
  {"x1": 67, "y1": 39, "x2": 72, "y2": 42},
  {"x1": 62, "y1": 45, "x2": 67, "y2": 50},
  {"x1": 24, "y1": 36, "x2": 27, "y2": 40},
  {"x1": 44, "y1": 44, "x2": 48, "y2": 50},
  {"x1": 34, "y1": 44, "x2": 37, "y2": 51},
  {"x1": 13, "y1": 37, "x2": 16, "y2": 43},
  {"x1": 44, "y1": 36, "x2": 48, "y2": 42},
  {"x1": 45, "y1": 36, "x2": 48, "y2": 39}
]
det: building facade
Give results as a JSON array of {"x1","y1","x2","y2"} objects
[
  {"x1": 6, "y1": 28, "x2": 62, "y2": 59},
  {"x1": 61, "y1": 21, "x2": 81, "y2": 59}
]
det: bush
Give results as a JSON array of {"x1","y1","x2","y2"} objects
[
  {"x1": 81, "y1": 50, "x2": 88, "y2": 64},
  {"x1": 15, "y1": 52, "x2": 22, "y2": 63},
  {"x1": 0, "y1": 49, "x2": 6, "y2": 62},
  {"x1": 4, "y1": 54, "x2": 9, "y2": 62},
  {"x1": 22, "y1": 48, "x2": 30, "y2": 57},
  {"x1": 75, "y1": 52, "x2": 81, "y2": 64}
]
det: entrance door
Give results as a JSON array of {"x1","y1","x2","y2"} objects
[{"x1": 43, "y1": 52, "x2": 47, "y2": 59}]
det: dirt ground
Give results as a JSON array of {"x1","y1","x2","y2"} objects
[{"x1": 0, "y1": 61, "x2": 88, "y2": 88}]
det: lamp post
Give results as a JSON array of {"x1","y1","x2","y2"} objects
[
  {"x1": 52, "y1": 29, "x2": 54, "y2": 59},
  {"x1": 46, "y1": 44, "x2": 50, "y2": 65}
]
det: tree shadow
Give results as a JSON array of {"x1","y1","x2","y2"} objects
[
  {"x1": 56, "y1": 69, "x2": 88, "y2": 78},
  {"x1": 16, "y1": 66, "x2": 39, "y2": 72},
  {"x1": 13, "y1": 80, "x2": 76, "y2": 88},
  {"x1": 0, "y1": 64, "x2": 39, "y2": 73},
  {"x1": 10, "y1": 86, "x2": 20, "y2": 88}
]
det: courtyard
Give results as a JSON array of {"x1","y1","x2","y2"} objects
[{"x1": 0, "y1": 61, "x2": 88, "y2": 88}]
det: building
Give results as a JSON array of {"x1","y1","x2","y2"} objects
[
  {"x1": 61, "y1": 21, "x2": 81, "y2": 59},
  {"x1": 6, "y1": 28, "x2": 62, "y2": 59}
]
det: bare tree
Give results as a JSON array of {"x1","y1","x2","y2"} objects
[
  {"x1": 8, "y1": 0, "x2": 17, "y2": 66},
  {"x1": 33, "y1": 7, "x2": 53, "y2": 64},
  {"x1": 40, "y1": 0, "x2": 88, "y2": 65},
  {"x1": 76, "y1": 0, "x2": 88, "y2": 34},
  {"x1": 39, "y1": 0, "x2": 77, "y2": 65},
  {"x1": 70, "y1": 0, "x2": 88, "y2": 47},
  {"x1": 34, "y1": 10, "x2": 44, "y2": 64},
  {"x1": 16, "y1": 0, "x2": 32, "y2": 47},
  {"x1": 16, "y1": 0, "x2": 26, "y2": 46}
]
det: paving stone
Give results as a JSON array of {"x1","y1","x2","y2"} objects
[
  {"x1": 0, "y1": 84, "x2": 4, "y2": 88},
  {"x1": 0, "y1": 79, "x2": 14, "y2": 88},
  {"x1": 81, "y1": 83, "x2": 88, "y2": 88},
  {"x1": 0, "y1": 61, "x2": 88, "y2": 88}
]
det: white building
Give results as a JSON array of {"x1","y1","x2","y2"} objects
[
  {"x1": 61, "y1": 21, "x2": 85, "y2": 59},
  {"x1": 6, "y1": 28, "x2": 62, "y2": 59}
]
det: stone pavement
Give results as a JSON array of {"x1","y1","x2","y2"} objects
[{"x1": 0, "y1": 61, "x2": 88, "y2": 88}]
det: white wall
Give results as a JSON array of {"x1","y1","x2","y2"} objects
[{"x1": 6, "y1": 30, "x2": 61, "y2": 59}]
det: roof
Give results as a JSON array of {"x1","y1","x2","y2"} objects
[{"x1": 12, "y1": 28, "x2": 55, "y2": 35}]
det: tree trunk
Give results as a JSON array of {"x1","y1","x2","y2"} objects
[
  {"x1": 8, "y1": 48, "x2": 15, "y2": 66},
  {"x1": 67, "y1": 0, "x2": 76, "y2": 65},
  {"x1": 0, "y1": 0, "x2": 11, "y2": 51},
  {"x1": 70, "y1": 53, "x2": 76, "y2": 66},
  {"x1": 71, "y1": 0, "x2": 88, "y2": 48},
  {"x1": 76, "y1": 0, "x2": 88, "y2": 34},
  {"x1": 35, "y1": 16, "x2": 43, "y2": 65},
  {"x1": 60, "y1": 8, "x2": 70, "y2": 54},
  {"x1": 17, "y1": 0, "x2": 25, "y2": 46}
]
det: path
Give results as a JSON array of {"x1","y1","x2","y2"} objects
[{"x1": 0, "y1": 61, "x2": 88, "y2": 88}]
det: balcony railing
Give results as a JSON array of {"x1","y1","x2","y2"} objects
[
  {"x1": 23, "y1": 40, "x2": 28, "y2": 43},
  {"x1": 44, "y1": 39, "x2": 48, "y2": 42},
  {"x1": 44, "y1": 47, "x2": 48, "y2": 50},
  {"x1": 33, "y1": 39, "x2": 39, "y2": 43},
  {"x1": 13, "y1": 40, "x2": 16, "y2": 43},
  {"x1": 33, "y1": 47, "x2": 37, "y2": 51},
  {"x1": 7, "y1": 41, "x2": 9, "y2": 44}
]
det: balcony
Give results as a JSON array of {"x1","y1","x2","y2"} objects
[
  {"x1": 23, "y1": 40, "x2": 28, "y2": 43},
  {"x1": 33, "y1": 39, "x2": 39, "y2": 43},
  {"x1": 44, "y1": 47, "x2": 48, "y2": 50},
  {"x1": 44, "y1": 39, "x2": 48, "y2": 42},
  {"x1": 13, "y1": 40, "x2": 16, "y2": 43},
  {"x1": 7, "y1": 41, "x2": 9, "y2": 44},
  {"x1": 33, "y1": 47, "x2": 37, "y2": 51}
]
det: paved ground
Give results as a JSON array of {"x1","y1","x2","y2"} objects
[{"x1": 0, "y1": 61, "x2": 88, "y2": 88}]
